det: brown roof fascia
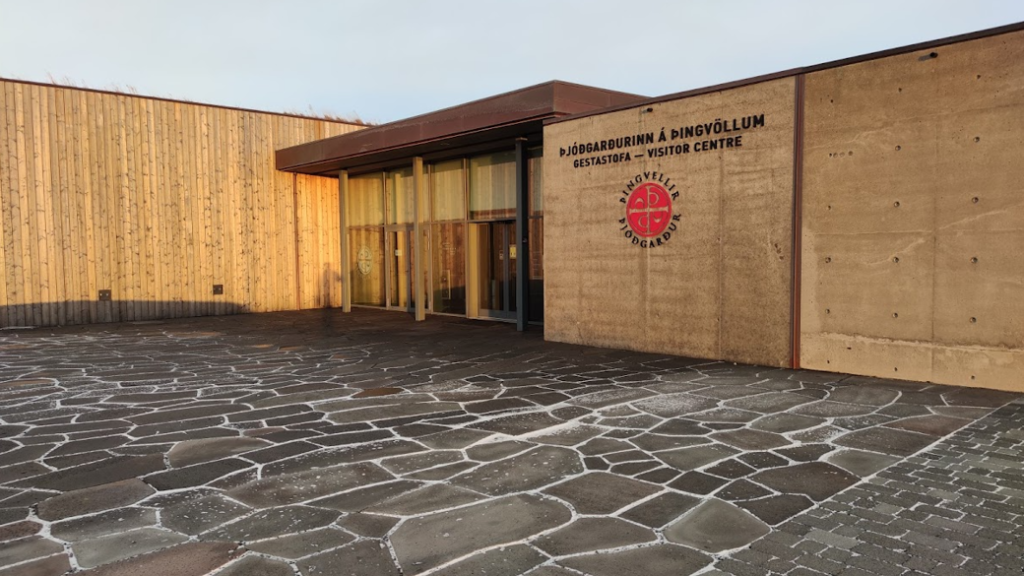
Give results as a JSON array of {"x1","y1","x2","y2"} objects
[
  {"x1": 547, "y1": 20, "x2": 1024, "y2": 126},
  {"x1": 0, "y1": 76, "x2": 370, "y2": 126},
  {"x1": 292, "y1": 118, "x2": 550, "y2": 176},
  {"x1": 276, "y1": 80, "x2": 644, "y2": 174}
]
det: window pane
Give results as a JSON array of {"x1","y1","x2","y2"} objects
[
  {"x1": 348, "y1": 173, "x2": 384, "y2": 226},
  {"x1": 469, "y1": 151, "x2": 516, "y2": 220},
  {"x1": 431, "y1": 159, "x2": 465, "y2": 222},
  {"x1": 387, "y1": 167, "x2": 415, "y2": 225},
  {"x1": 528, "y1": 147, "x2": 542, "y2": 217},
  {"x1": 430, "y1": 222, "x2": 466, "y2": 314},
  {"x1": 349, "y1": 228, "x2": 385, "y2": 306}
]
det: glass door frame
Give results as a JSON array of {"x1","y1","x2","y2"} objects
[
  {"x1": 383, "y1": 166, "x2": 416, "y2": 314},
  {"x1": 385, "y1": 224, "x2": 415, "y2": 312},
  {"x1": 426, "y1": 159, "x2": 469, "y2": 317},
  {"x1": 476, "y1": 220, "x2": 517, "y2": 321},
  {"x1": 345, "y1": 171, "x2": 387, "y2": 310}
]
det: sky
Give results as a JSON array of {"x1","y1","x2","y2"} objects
[{"x1": 1, "y1": 0, "x2": 1023, "y2": 125}]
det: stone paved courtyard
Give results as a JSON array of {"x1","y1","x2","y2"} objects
[{"x1": 0, "y1": 308, "x2": 1021, "y2": 576}]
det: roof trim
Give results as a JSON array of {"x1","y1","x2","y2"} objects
[{"x1": 276, "y1": 80, "x2": 645, "y2": 174}]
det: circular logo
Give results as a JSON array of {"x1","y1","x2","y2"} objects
[
  {"x1": 356, "y1": 246, "x2": 373, "y2": 276},
  {"x1": 626, "y1": 182, "x2": 673, "y2": 238}
]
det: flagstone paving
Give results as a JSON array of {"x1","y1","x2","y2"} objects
[{"x1": 0, "y1": 308, "x2": 1020, "y2": 575}]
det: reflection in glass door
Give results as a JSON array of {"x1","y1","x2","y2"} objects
[
  {"x1": 479, "y1": 221, "x2": 516, "y2": 320},
  {"x1": 350, "y1": 228, "x2": 385, "y2": 306},
  {"x1": 431, "y1": 223, "x2": 466, "y2": 314},
  {"x1": 388, "y1": 228, "x2": 415, "y2": 311}
]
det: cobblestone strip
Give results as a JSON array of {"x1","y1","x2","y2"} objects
[{"x1": 708, "y1": 399, "x2": 1024, "y2": 576}]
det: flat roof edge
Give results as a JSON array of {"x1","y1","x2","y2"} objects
[
  {"x1": 277, "y1": 81, "x2": 645, "y2": 173},
  {"x1": 546, "y1": 20, "x2": 1024, "y2": 126},
  {"x1": 276, "y1": 116, "x2": 551, "y2": 173},
  {"x1": 276, "y1": 80, "x2": 643, "y2": 157}
]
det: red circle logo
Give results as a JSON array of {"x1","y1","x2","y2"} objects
[{"x1": 626, "y1": 182, "x2": 673, "y2": 238}]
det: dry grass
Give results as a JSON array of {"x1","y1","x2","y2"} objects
[{"x1": 283, "y1": 105, "x2": 375, "y2": 126}]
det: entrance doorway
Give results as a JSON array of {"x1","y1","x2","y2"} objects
[
  {"x1": 387, "y1": 227, "x2": 415, "y2": 312},
  {"x1": 477, "y1": 221, "x2": 516, "y2": 321}
]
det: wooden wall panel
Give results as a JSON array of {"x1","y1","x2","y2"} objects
[
  {"x1": 543, "y1": 79, "x2": 796, "y2": 368},
  {"x1": 801, "y1": 30, "x2": 1024, "y2": 391},
  {"x1": 294, "y1": 174, "x2": 344, "y2": 311},
  {"x1": 0, "y1": 79, "x2": 364, "y2": 327},
  {"x1": 0, "y1": 84, "x2": 9, "y2": 328}
]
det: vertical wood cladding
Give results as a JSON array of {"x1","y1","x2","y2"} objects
[
  {"x1": 801, "y1": 30, "x2": 1024, "y2": 391},
  {"x1": 544, "y1": 79, "x2": 796, "y2": 368},
  {"x1": 0, "y1": 80, "x2": 360, "y2": 326}
]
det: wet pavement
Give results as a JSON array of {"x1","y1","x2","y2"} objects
[{"x1": 0, "y1": 308, "x2": 1021, "y2": 576}]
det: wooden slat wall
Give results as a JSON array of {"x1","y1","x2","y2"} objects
[
  {"x1": 295, "y1": 173, "x2": 344, "y2": 310},
  {"x1": 0, "y1": 79, "x2": 363, "y2": 327}
]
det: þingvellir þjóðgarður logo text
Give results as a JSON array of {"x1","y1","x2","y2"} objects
[{"x1": 618, "y1": 172, "x2": 682, "y2": 249}]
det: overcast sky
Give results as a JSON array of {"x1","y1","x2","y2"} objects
[{"x1": 1, "y1": 1, "x2": 1023, "y2": 124}]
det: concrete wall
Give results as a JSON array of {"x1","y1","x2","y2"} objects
[
  {"x1": 543, "y1": 79, "x2": 796, "y2": 368},
  {"x1": 0, "y1": 79, "x2": 362, "y2": 327},
  {"x1": 544, "y1": 27, "x2": 1024, "y2": 391},
  {"x1": 800, "y1": 30, "x2": 1024, "y2": 391}
]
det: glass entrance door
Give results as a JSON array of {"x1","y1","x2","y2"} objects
[
  {"x1": 478, "y1": 221, "x2": 516, "y2": 320},
  {"x1": 387, "y1": 227, "x2": 415, "y2": 311}
]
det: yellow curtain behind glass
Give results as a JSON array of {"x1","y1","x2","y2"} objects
[
  {"x1": 431, "y1": 159, "x2": 465, "y2": 222},
  {"x1": 469, "y1": 151, "x2": 516, "y2": 220},
  {"x1": 349, "y1": 174, "x2": 384, "y2": 226},
  {"x1": 387, "y1": 167, "x2": 415, "y2": 225}
]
